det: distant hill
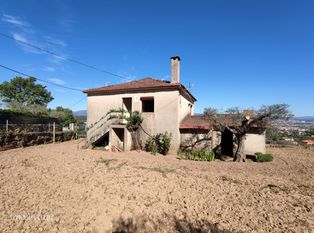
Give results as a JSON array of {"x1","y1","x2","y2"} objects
[
  {"x1": 293, "y1": 116, "x2": 314, "y2": 122},
  {"x1": 74, "y1": 110, "x2": 87, "y2": 117},
  {"x1": 74, "y1": 110, "x2": 87, "y2": 122}
]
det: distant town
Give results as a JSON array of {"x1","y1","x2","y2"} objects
[{"x1": 269, "y1": 117, "x2": 314, "y2": 146}]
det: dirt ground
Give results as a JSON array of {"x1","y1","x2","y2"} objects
[{"x1": 0, "y1": 141, "x2": 313, "y2": 233}]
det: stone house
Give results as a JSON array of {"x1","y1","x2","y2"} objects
[
  {"x1": 180, "y1": 115, "x2": 266, "y2": 155},
  {"x1": 83, "y1": 56, "x2": 265, "y2": 154}
]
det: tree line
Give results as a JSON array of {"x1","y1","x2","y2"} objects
[{"x1": 0, "y1": 77, "x2": 77, "y2": 127}]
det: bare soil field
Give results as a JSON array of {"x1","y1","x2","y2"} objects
[{"x1": 0, "y1": 141, "x2": 313, "y2": 233}]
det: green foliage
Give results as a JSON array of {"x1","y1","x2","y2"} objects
[
  {"x1": 178, "y1": 150, "x2": 216, "y2": 161},
  {"x1": 48, "y1": 106, "x2": 76, "y2": 127},
  {"x1": 104, "y1": 109, "x2": 143, "y2": 129},
  {"x1": 145, "y1": 132, "x2": 172, "y2": 155},
  {"x1": 0, "y1": 108, "x2": 35, "y2": 116},
  {"x1": 266, "y1": 127, "x2": 284, "y2": 144},
  {"x1": 146, "y1": 138, "x2": 158, "y2": 155},
  {"x1": 0, "y1": 77, "x2": 53, "y2": 113},
  {"x1": 126, "y1": 111, "x2": 143, "y2": 129},
  {"x1": 255, "y1": 152, "x2": 273, "y2": 162}
]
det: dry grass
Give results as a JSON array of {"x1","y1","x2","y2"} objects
[
  {"x1": 151, "y1": 167, "x2": 176, "y2": 177},
  {"x1": 97, "y1": 158, "x2": 118, "y2": 166}
]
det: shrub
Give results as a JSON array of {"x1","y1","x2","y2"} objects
[
  {"x1": 126, "y1": 111, "x2": 143, "y2": 129},
  {"x1": 146, "y1": 137, "x2": 158, "y2": 155},
  {"x1": 255, "y1": 152, "x2": 273, "y2": 162},
  {"x1": 145, "y1": 132, "x2": 172, "y2": 155},
  {"x1": 178, "y1": 150, "x2": 215, "y2": 161}
]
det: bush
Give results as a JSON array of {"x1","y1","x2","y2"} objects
[
  {"x1": 146, "y1": 137, "x2": 158, "y2": 155},
  {"x1": 145, "y1": 132, "x2": 172, "y2": 155},
  {"x1": 126, "y1": 111, "x2": 143, "y2": 129},
  {"x1": 178, "y1": 150, "x2": 215, "y2": 161},
  {"x1": 255, "y1": 152, "x2": 273, "y2": 162}
]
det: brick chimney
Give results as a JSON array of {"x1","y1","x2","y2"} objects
[{"x1": 171, "y1": 56, "x2": 181, "y2": 83}]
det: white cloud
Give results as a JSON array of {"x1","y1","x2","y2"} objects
[
  {"x1": 12, "y1": 32, "x2": 27, "y2": 43},
  {"x1": 2, "y1": 14, "x2": 29, "y2": 28},
  {"x1": 49, "y1": 78, "x2": 65, "y2": 85},
  {"x1": 49, "y1": 54, "x2": 67, "y2": 64},
  {"x1": 44, "y1": 36, "x2": 66, "y2": 47},
  {"x1": 11, "y1": 32, "x2": 44, "y2": 54},
  {"x1": 3, "y1": 14, "x2": 67, "y2": 62},
  {"x1": 42, "y1": 66, "x2": 56, "y2": 72}
]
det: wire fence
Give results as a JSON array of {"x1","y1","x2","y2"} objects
[
  {"x1": 0, "y1": 120, "x2": 87, "y2": 151},
  {"x1": 0, "y1": 120, "x2": 86, "y2": 140},
  {"x1": 0, "y1": 120, "x2": 62, "y2": 132}
]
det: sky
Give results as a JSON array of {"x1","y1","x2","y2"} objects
[{"x1": 0, "y1": 0, "x2": 313, "y2": 116}]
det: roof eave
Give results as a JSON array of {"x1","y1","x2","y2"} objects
[{"x1": 83, "y1": 85, "x2": 197, "y2": 103}]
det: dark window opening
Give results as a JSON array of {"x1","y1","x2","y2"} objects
[
  {"x1": 188, "y1": 103, "x2": 193, "y2": 115},
  {"x1": 142, "y1": 99, "x2": 154, "y2": 112}
]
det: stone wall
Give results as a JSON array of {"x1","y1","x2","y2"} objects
[
  {"x1": 0, "y1": 131, "x2": 76, "y2": 151},
  {"x1": 180, "y1": 128, "x2": 266, "y2": 155}
]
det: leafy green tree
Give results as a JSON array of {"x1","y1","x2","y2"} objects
[
  {"x1": 0, "y1": 77, "x2": 53, "y2": 113},
  {"x1": 48, "y1": 106, "x2": 76, "y2": 127}
]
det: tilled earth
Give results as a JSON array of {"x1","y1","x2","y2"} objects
[{"x1": 0, "y1": 141, "x2": 313, "y2": 232}]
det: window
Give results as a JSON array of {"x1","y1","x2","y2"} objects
[
  {"x1": 188, "y1": 103, "x2": 193, "y2": 115},
  {"x1": 141, "y1": 97, "x2": 154, "y2": 112}
]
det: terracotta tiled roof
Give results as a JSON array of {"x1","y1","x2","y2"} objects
[
  {"x1": 180, "y1": 114, "x2": 266, "y2": 130},
  {"x1": 302, "y1": 140, "x2": 314, "y2": 145},
  {"x1": 83, "y1": 77, "x2": 196, "y2": 102},
  {"x1": 180, "y1": 115, "x2": 212, "y2": 130}
]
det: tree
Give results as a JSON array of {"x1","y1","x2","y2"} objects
[
  {"x1": 0, "y1": 77, "x2": 53, "y2": 113},
  {"x1": 204, "y1": 104, "x2": 293, "y2": 162},
  {"x1": 48, "y1": 106, "x2": 76, "y2": 127},
  {"x1": 265, "y1": 127, "x2": 283, "y2": 144}
]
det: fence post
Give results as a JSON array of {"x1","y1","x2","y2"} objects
[
  {"x1": 53, "y1": 122, "x2": 56, "y2": 143},
  {"x1": 6, "y1": 120, "x2": 8, "y2": 132},
  {"x1": 48, "y1": 122, "x2": 50, "y2": 132}
]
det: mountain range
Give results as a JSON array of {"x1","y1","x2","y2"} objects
[
  {"x1": 293, "y1": 116, "x2": 314, "y2": 122},
  {"x1": 74, "y1": 110, "x2": 87, "y2": 117}
]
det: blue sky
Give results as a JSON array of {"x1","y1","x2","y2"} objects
[{"x1": 0, "y1": 0, "x2": 313, "y2": 116}]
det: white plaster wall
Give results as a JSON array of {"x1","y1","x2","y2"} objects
[
  {"x1": 178, "y1": 95, "x2": 193, "y2": 123},
  {"x1": 244, "y1": 133, "x2": 266, "y2": 155},
  {"x1": 87, "y1": 90, "x2": 188, "y2": 151}
]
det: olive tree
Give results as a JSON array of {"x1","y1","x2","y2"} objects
[{"x1": 204, "y1": 104, "x2": 293, "y2": 162}]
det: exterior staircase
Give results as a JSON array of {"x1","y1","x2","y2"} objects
[
  {"x1": 86, "y1": 115, "x2": 119, "y2": 146},
  {"x1": 83, "y1": 110, "x2": 130, "y2": 148}
]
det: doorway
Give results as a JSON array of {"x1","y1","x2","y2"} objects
[
  {"x1": 111, "y1": 127, "x2": 125, "y2": 151},
  {"x1": 122, "y1": 98, "x2": 132, "y2": 117},
  {"x1": 221, "y1": 129, "x2": 233, "y2": 156}
]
